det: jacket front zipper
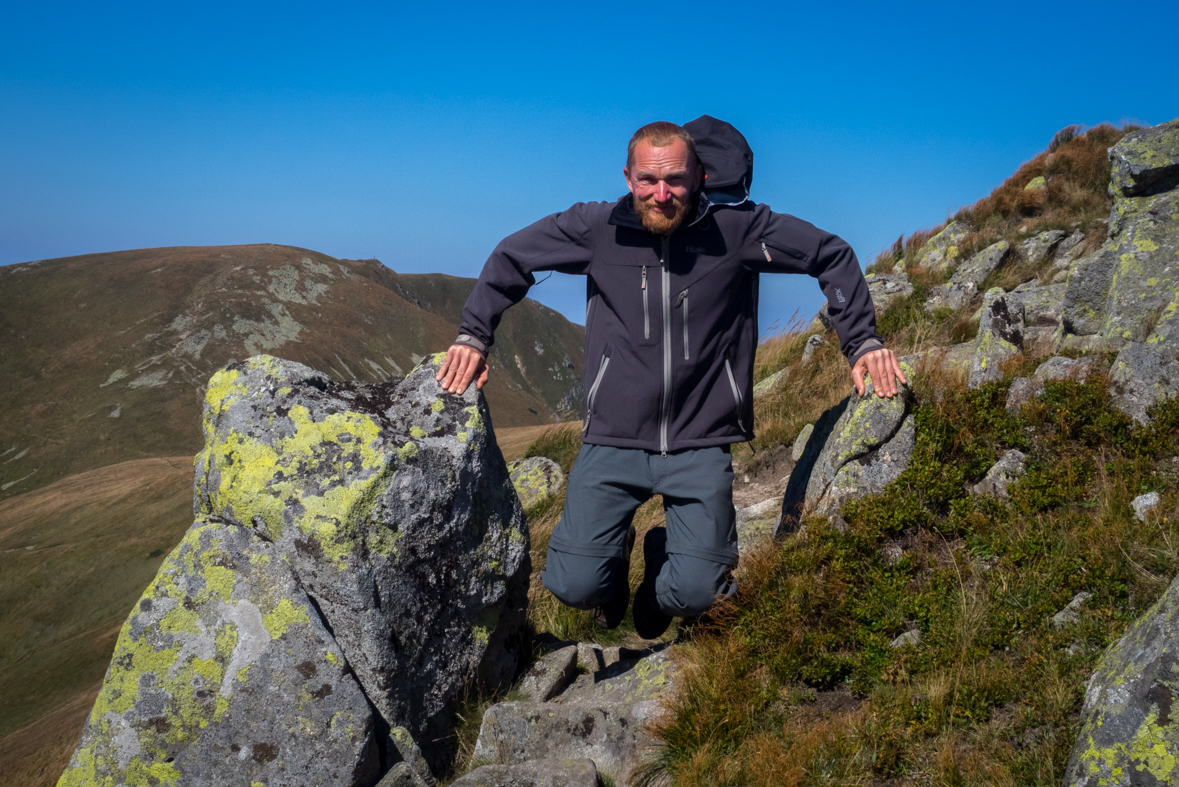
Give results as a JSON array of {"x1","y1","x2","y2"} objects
[
  {"x1": 659, "y1": 236, "x2": 672, "y2": 455},
  {"x1": 641, "y1": 266, "x2": 649, "y2": 340},
  {"x1": 583, "y1": 353, "x2": 611, "y2": 434},
  {"x1": 676, "y1": 289, "x2": 689, "y2": 360},
  {"x1": 724, "y1": 357, "x2": 746, "y2": 432}
]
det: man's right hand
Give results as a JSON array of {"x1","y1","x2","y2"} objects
[{"x1": 436, "y1": 344, "x2": 489, "y2": 395}]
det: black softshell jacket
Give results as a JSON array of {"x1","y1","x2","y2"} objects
[{"x1": 457, "y1": 120, "x2": 883, "y2": 454}]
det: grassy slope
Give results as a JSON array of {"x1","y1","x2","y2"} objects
[
  {"x1": 0, "y1": 457, "x2": 195, "y2": 786},
  {"x1": 0, "y1": 245, "x2": 585, "y2": 502},
  {"x1": 640, "y1": 123, "x2": 1179, "y2": 786}
]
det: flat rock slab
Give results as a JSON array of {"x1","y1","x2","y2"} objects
[
  {"x1": 951, "y1": 240, "x2": 1010, "y2": 287},
  {"x1": 1108, "y1": 342, "x2": 1179, "y2": 425},
  {"x1": 518, "y1": 645, "x2": 579, "y2": 703},
  {"x1": 57, "y1": 519, "x2": 379, "y2": 787},
  {"x1": 452, "y1": 758, "x2": 601, "y2": 787},
  {"x1": 472, "y1": 701, "x2": 662, "y2": 784},
  {"x1": 556, "y1": 650, "x2": 677, "y2": 706}
]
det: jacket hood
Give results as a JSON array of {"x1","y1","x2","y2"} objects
[{"x1": 684, "y1": 115, "x2": 754, "y2": 200}]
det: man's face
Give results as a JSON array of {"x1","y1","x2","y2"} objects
[{"x1": 624, "y1": 139, "x2": 702, "y2": 235}]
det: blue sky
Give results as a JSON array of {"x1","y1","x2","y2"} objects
[{"x1": 2, "y1": 1, "x2": 1176, "y2": 334}]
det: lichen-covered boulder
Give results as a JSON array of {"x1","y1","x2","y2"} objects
[
  {"x1": 1110, "y1": 118, "x2": 1179, "y2": 197},
  {"x1": 192, "y1": 354, "x2": 530, "y2": 768},
  {"x1": 753, "y1": 368, "x2": 788, "y2": 398},
  {"x1": 1064, "y1": 572, "x2": 1179, "y2": 786},
  {"x1": 1010, "y1": 283, "x2": 1066, "y2": 330},
  {"x1": 1019, "y1": 230, "x2": 1066, "y2": 265},
  {"x1": 968, "y1": 289, "x2": 1024, "y2": 388},
  {"x1": 508, "y1": 456, "x2": 565, "y2": 510},
  {"x1": 1062, "y1": 117, "x2": 1179, "y2": 352},
  {"x1": 924, "y1": 281, "x2": 976, "y2": 313},
  {"x1": 952, "y1": 240, "x2": 1011, "y2": 287},
  {"x1": 916, "y1": 221, "x2": 970, "y2": 271},
  {"x1": 1108, "y1": 342, "x2": 1179, "y2": 425},
  {"x1": 778, "y1": 367, "x2": 915, "y2": 529},
  {"x1": 57, "y1": 519, "x2": 379, "y2": 787},
  {"x1": 1035, "y1": 355, "x2": 1098, "y2": 383}
]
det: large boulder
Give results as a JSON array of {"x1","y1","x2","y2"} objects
[
  {"x1": 1019, "y1": 230, "x2": 1066, "y2": 265},
  {"x1": 777, "y1": 367, "x2": 915, "y2": 530},
  {"x1": 57, "y1": 519, "x2": 380, "y2": 786},
  {"x1": 1064, "y1": 572, "x2": 1179, "y2": 786},
  {"x1": 188, "y1": 354, "x2": 530, "y2": 769},
  {"x1": 1061, "y1": 118, "x2": 1179, "y2": 352},
  {"x1": 924, "y1": 241, "x2": 1011, "y2": 314}
]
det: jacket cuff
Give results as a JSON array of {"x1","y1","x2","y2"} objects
[
  {"x1": 454, "y1": 334, "x2": 488, "y2": 355},
  {"x1": 847, "y1": 338, "x2": 885, "y2": 367}
]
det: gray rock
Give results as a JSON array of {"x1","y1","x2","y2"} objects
[
  {"x1": 951, "y1": 240, "x2": 1011, "y2": 287},
  {"x1": 472, "y1": 702, "x2": 662, "y2": 784},
  {"x1": 881, "y1": 543, "x2": 905, "y2": 565},
  {"x1": 556, "y1": 649, "x2": 677, "y2": 706},
  {"x1": 778, "y1": 366, "x2": 916, "y2": 530},
  {"x1": 390, "y1": 727, "x2": 435, "y2": 786},
  {"x1": 378, "y1": 762, "x2": 430, "y2": 787},
  {"x1": 191, "y1": 354, "x2": 530, "y2": 768},
  {"x1": 802, "y1": 334, "x2": 828, "y2": 364},
  {"x1": 1052, "y1": 591, "x2": 1092, "y2": 629},
  {"x1": 969, "y1": 289, "x2": 1025, "y2": 388},
  {"x1": 1132, "y1": 492, "x2": 1161, "y2": 523},
  {"x1": 865, "y1": 272, "x2": 914, "y2": 313},
  {"x1": 1051, "y1": 230, "x2": 1087, "y2": 270},
  {"x1": 1064, "y1": 571, "x2": 1179, "y2": 786},
  {"x1": 1006, "y1": 377, "x2": 1044, "y2": 414},
  {"x1": 1061, "y1": 250, "x2": 1115, "y2": 339},
  {"x1": 792, "y1": 423, "x2": 814, "y2": 462},
  {"x1": 517, "y1": 646, "x2": 579, "y2": 703},
  {"x1": 890, "y1": 629, "x2": 922, "y2": 648},
  {"x1": 1110, "y1": 117, "x2": 1179, "y2": 197},
  {"x1": 971, "y1": 450, "x2": 1027, "y2": 498},
  {"x1": 1010, "y1": 283, "x2": 1066, "y2": 328},
  {"x1": 57, "y1": 519, "x2": 380, "y2": 786},
  {"x1": 753, "y1": 368, "x2": 787, "y2": 399},
  {"x1": 1108, "y1": 342, "x2": 1179, "y2": 425},
  {"x1": 1034, "y1": 355, "x2": 1097, "y2": 383},
  {"x1": 924, "y1": 281, "x2": 976, "y2": 313},
  {"x1": 736, "y1": 497, "x2": 782, "y2": 555},
  {"x1": 578, "y1": 643, "x2": 606, "y2": 673},
  {"x1": 1019, "y1": 230, "x2": 1067, "y2": 265},
  {"x1": 451, "y1": 759, "x2": 600, "y2": 787},
  {"x1": 915, "y1": 221, "x2": 970, "y2": 271},
  {"x1": 1023, "y1": 326, "x2": 1058, "y2": 357},
  {"x1": 508, "y1": 456, "x2": 565, "y2": 509}
]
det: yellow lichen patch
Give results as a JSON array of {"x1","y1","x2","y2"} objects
[
  {"x1": 263, "y1": 598, "x2": 309, "y2": 639},
  {"x1": 409, "y1": 426, "x2": 428, "y2": 439},
  {"x1": 431, "y1": 399, "x2": 445, "y2": 413},
  {"x1": 463, "y1": 405, "x2": 485, "y2": 433},
  {"x1": 398, "y1": 442, "x2": 418, "y2": 461},
  {"x1": 325, "y1": 650, "x2": 340, "y2": 666}
]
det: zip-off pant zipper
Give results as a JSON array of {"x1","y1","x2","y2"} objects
[{"x1": 659, "y1": 236, "x2": 672, "y2": 456}]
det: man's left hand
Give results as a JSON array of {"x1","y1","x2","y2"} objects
[{"x1": 851, "y1": 348, "x2": 907, "y2": 398}]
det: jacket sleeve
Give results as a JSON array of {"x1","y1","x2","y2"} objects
[
  {"x1": 743, "y1": 206, "x2": 884, "y2": 367},
  {"x1": 455, "y1": 203, "x2": 596, "y2": 354}
]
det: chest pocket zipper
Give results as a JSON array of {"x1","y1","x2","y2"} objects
[
  {"x1": 642, "y1": 266, "x2": 649, "y2": 340},
  {"x1": 724, "y1": 357, "x2": 746, "y2": 431},
  {"x1": 675, "y1": 289, "x2": 689, "y2": 360},
  {"x1": 583, "y1": 353, "x2": 611, "y2": 434}
]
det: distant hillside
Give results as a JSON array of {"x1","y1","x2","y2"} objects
[{"x1": 0, "y1": 244, "x2": 585, "y2": 501}]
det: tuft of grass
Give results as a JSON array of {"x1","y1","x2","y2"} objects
[
  {"x1": 524, "y1": 422, "x2": 584, "y2": 474},
  {"x1": 646, "y1": 374, "x2": 1179, "y2": 786}
]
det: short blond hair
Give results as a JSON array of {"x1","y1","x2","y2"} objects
[{"x1": 627, "y1": 121, "x2": 698, "y2": 170}]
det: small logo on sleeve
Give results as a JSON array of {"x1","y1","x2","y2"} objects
[{"x1": 835, "y1": 288, "x2": 846, "y2": 303}]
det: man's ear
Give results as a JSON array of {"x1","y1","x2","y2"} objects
[{"x1": 623, "y1": 166, "x2": 634, "y2": 195}]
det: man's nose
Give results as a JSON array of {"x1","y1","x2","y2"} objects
[{"x1": 656, "y1": 182, "x2": 672, "y2": 201}]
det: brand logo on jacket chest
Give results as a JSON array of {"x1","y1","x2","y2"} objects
[{"x1": 685, "y1": 246, "x2": 706, "y2": 254}]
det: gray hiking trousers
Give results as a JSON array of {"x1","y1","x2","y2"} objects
[{"x1": 541, "y1": 443, "x2": 739, "y2": 617}]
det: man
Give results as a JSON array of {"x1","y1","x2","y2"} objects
[{"x1": 436, "y1": 118, "x2": 905, "y2": 639}]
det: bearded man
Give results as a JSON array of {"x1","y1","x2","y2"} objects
[{"x1": 436, "y1": 118, "x2": 905, "y2": 639}]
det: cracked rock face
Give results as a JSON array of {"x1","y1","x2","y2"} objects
[
  {"x1": 1064, "y1": 573, "x2": 1179, "y2": 786},
  {"x1": 63, "y1": 353, "x2": 531, "y2": 783},
  {"x1": 969, "y1": 289, "x2": 1024, "y2": 389},
  {"x1": 57, "y1": 519, "x2": 380, "y2": 787}
]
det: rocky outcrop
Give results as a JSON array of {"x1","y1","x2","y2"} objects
[
  {"x1": 777, "y1": 368, "x2": 915, "y2": 531},
  {"x1": 925, "y1": 241, "x2": 1011, "y2": 313},
  {"x1": 1010, "y1": 283, "x2": 1066, "y2": 356},
  {"x1": 1065, "y1": 573, "x2": 1179, "y2": 786},
  {"x1": 913, "y1": 221, "x2": 969, "y2": 271},
  {"x1": 60, "y1": 354, "x2": 531, "y2": 785},
  {"x1": 1061, "y1": 118, "x2": 1179, "y2": 361},
  {"x1": 1109, "y1": 342, "x2": 1179, "y2": 425},
  {"x1": 470, "y1": 648, "x2": 676, "y2": 785},
  {"x1": 865, "y1": 272, "x2": 914, "y2": 313},
  {"x1": 1019, "y1": 230, "x2": 1066, "y2": 265},
  {"x1": 509, "y1": 457, "x2": 565, "y2": 509}
]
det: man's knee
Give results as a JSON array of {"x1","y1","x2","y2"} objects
[
  {"x1": 541, "y1": 548, "x2": 620, "y2": 610},
  {"x1": 655, "y1": 555, "x2": 732, "y2": 617}
]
